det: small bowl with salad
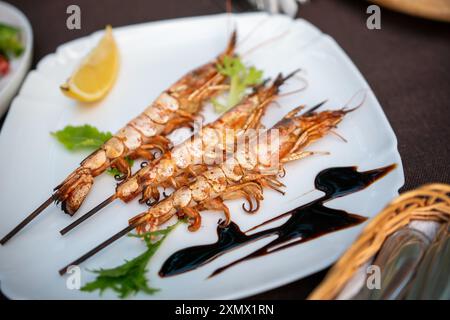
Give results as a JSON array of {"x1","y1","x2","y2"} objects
[{"x1": 0, "y1": 1, "x2": 32, "y2": 117}]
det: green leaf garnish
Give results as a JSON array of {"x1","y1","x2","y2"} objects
[
  {"x1": 51, "y1": 124, "x2": 112, "y2": 150},
  {"x1": 81, "y1": 221, "x2": 183, "y2": 298},
  {"x1": 106, "y1": 157, "x2": 134, "y2": 176},
  {"x1": 214, "y1": 56, "x2": 263, "y2": 113}
]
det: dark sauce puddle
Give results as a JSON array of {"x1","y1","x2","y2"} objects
[{"x1": 159, "y1": 164, "x2": 396, "y2": 278}]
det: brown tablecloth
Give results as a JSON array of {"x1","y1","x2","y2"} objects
[{"x1": 1, "y1": 0, "x2": 449, "y2": 299}]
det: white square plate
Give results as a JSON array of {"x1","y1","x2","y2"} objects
[{"x1": 0, "y1": 13, "x2": 404, "y2": 299}]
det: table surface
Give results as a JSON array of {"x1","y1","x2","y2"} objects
[{"x1": 1, "y1": 0, "x2": 449, "y2": 300}]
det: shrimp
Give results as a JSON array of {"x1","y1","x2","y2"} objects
[
  {"x1": 59, "y1": 71, "x2": 300, "y2": 235},
  {"x1": 58, "y1": 103, "x2": 356, "y2": 275},
  {"x1": 0, "y1": 32, "x2": 237, "y2": 245},
  {"x1": 130, "y1": 104, "x2": 354, "y2": 233}
]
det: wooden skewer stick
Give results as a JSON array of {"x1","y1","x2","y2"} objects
[
  {"x1": 59, "y1": 222, "x2": 138, "y2": 276},
  {"x1": 60, "y1": 195, "x2": 117, "y2": 235},
  {"x1": 0, "y1": 196, "x2": 54, "y2": 245}
]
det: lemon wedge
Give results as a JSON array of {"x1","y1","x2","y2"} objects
[{"x1": 60, "y1": 25, "x2": 119, "y2": 102}]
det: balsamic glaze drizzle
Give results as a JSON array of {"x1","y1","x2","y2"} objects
[{"x1": 159, "y1": 164, "x2": 396, "y2": 278}]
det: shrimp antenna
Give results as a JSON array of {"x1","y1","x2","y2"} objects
[
  {"x1": 343, "y1": 89, "x2": 367, "y2": 113},
  {"x1": 241, "y1": 28, "x2": 290, "y2": 57},
  {"x1": 237, "y1": 17, "x2": 270, "y2": 47},
  {"x1": 277, "y1": 85, "x2": 307, "y2": 99},
  {"x1": 225, "y1": 0, "x2": 236, "y2": 40},
  {"x1": 0, "y1": 196, "x2": 54, "y2": 245},
  {"x1": 59, "y1": 222, "x2": 139, "y2": 275},
  {"x1": 59, "y1": 194, "x2": 117, "y2": 235}
]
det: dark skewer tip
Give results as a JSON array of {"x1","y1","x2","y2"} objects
[
  {"x1": 303, "y1": 100, "x2": 328, "y2": 116},
  {"x1": 282, "y1": 68, "x2": 302, "y2": 82},
  {"x1": 59, "y1": 194, "x2": 117, "y2": 236},
  {"x1": 59, "y1": 223, "x2": 137, "y2": 276},
  {"x1": 0, "y1": 195, "x2": 54, "y2": 245}
]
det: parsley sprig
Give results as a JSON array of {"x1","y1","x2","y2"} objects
[
  {"x1": 81, "y1": 221, "x2": 183, "y2": 298},
  {"x1": 51, "y1": 124, "x2": 112, "y2": 150},
  {"x1": 213, "y1": 56, "x2": 263, "y2": 113}
]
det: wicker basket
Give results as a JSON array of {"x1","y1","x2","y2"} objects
[{"x1": 309, "y1": 183, "x2": 450, "y2": 299}]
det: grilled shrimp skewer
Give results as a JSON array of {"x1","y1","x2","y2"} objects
[
  {"x1": 59, "y1": 103, "x2": 354, "y2": 274},
  {"x1": 0, "y1": 32, "x2": 237, "y2": 245},
  {"x1": 131, "y1": 104, "x2": 353, "y2": 232},
  {"x1": 60, "y1": 71, "x2": 300, "y2": 235}
]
